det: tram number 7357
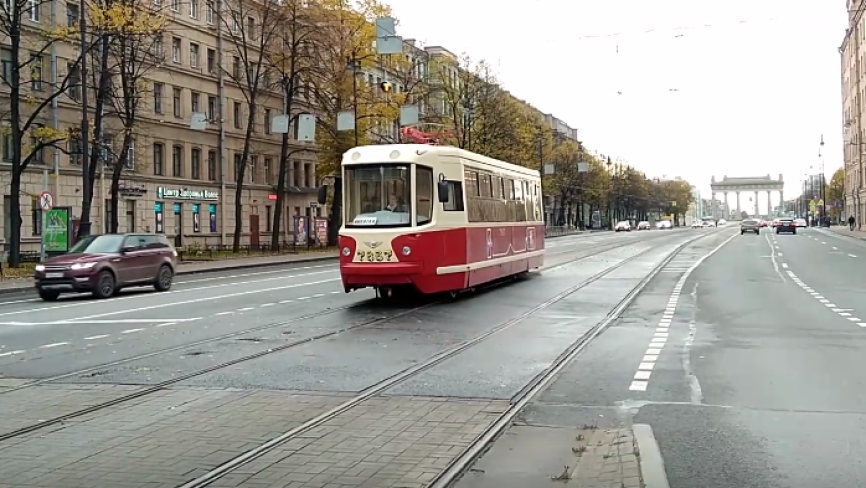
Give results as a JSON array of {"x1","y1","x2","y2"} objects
[{"x1": 356, "y1": 250, "x2": 394, "y2": 262}]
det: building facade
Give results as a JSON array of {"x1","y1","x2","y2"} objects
[{"x1": 841, "y1": 0, "x2": 866, "y2": 227}]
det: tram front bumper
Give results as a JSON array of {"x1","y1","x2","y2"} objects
[{"x1": 341, "y1": 262, "x2": 424, "y2": 288}]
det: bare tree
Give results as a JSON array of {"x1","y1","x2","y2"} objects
[
  {"x1": 217, "y1": 0, "x2": 283, "y2": 252},
  {"x1": 367, "y1": 48, "x2": 432, "y2": 144},
  {"x1": 265, "y1": 0, "x2": 321, "y2": 248},
  {"x1": 102, "y1": 0, "x2": 166, "y2": 233},
  {"x1": 0, "y1": 0, "x2": 82, "y2": 265}
]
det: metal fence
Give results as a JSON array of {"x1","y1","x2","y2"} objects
[{"x1": 177, "y1": 242, "x2": 333, "y2": 262}]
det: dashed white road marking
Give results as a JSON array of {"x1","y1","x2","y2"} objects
[
  {"x1": 832, "y1": 247, "x2": 839, "y2": 250},
  {"x1": 0, "y1": 288, "x2": 351, "y2": 360},
  {"x1": 781, "y1": 263, "x2": 788, "y2": 268},
  {"x1": 783, "y1": 267, "x2": 865, "y2": 328},
  {"x1": 850, "y1": 254, "x2": 858, "y2": 258},
  {"x1": 629, "y1": 231, "x2": 738, "y2": 392}
]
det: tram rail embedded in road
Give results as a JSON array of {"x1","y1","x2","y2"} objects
[
  {"x1": 0, "y1": 230, "x2": 720, "y2": 450},
  {"x1": 174, "y1": 229, "x2": 727, "y2": 488}
]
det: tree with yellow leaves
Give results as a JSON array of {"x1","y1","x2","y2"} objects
[
  {"x1": 365, "y1": 43, "x2": 432, "y2": 144},
  {"x1": 265, "y1": 0, "x2": 324, "y2": 248},
  {"x1": 216, "y1": 0, "x2": 287, "y2": 252},
  {"x1": 430, "y1": 56, "x2": 526, "y2": 162},
  {"x1": 827, "y1": 167, "x2": 844, "y2": 220},
  {"x1": 309, "y1": 0, "x2": 392, "y2": 244},
  {"x1": 101, "y1": 0, "x2": 167, "y2": 233},
  {"x1": 0, "y1": 0, "x2": 85, "y2": 265}
]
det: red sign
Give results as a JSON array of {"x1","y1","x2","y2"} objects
[{"x1": 268, "y1": 194, "x2": 278, "y2": 200}]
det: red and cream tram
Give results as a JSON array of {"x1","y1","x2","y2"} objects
[{"x1": 318, "y1": 143, "x2": 545, "y2": 297}]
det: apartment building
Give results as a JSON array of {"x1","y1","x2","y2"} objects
[{"x1": 841, "y1": 0, "x2": 866, "y2": 226}]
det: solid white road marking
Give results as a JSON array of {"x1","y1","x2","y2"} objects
[
  {"x1": 121, "y1": 328, "x2": 145, "y2": 334},
  {"x1": 850, "y1": 254, "x2": 857, "y2": 258},
  {"x1": 84, "y1": 334, "x2": 110, "y2": 340},
  {"x1": 215, "y1": 311, "x2": 233, "y2": 316},
  {"x1": 781, "y1": 263, "x2": 788, "y2": 268},
  {"x1": 0, "y1": 350, "x2": 24, "y2": 357},
  {"x1": 155, "y1": 322, "x2": 176, "y2": 328},
  {"x1": 39, "y1": 342, "x2": 68, "y2": 348}
]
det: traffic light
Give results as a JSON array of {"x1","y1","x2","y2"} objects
[{"x1": 379, "y1": 81, "x2": 392, "y2": 93}]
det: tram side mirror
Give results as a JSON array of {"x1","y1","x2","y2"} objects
[
  {"x1": 437, "y1": 181, "x2": 449, "y2": 203},
  {"x1": 316, "y1": 185, "x2": 328, "y2": 205}
]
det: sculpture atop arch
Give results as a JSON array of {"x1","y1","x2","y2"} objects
[{"x1": 709, "y1": 174, "x2": 784, "y2": 218}]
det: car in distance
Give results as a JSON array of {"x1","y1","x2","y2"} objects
[
  {"x1": 637, "y1": 221, "x2": 651, "y2": 230},
  {"x1": 656, "y1": 220, "x2": 673, "y2": 230},
  {"x1": 795, "y1": 218, "x2": 807, "y2": 227},
  {"x1": 615, "y1": 220, "x2": 632, "y2": 232},
  {"x1": 740, "y1": 219, "x2": 761, "y2": 235},
  {"x1": 34, "y1": 233, "x2": 178, "y2": 301},
  {"x1": 775, "y1": 219, "x2": 797, "y2": 235}
]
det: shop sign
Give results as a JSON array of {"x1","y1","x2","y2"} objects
[{"x1": 157, "y1": 187, "x2": 219, "y2": 201}]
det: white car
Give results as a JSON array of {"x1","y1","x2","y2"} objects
[
  {"x1": 637, "y1": 221, "x2": 651, "y2": 230},
  {"x1": 614, "y1": 220, "x2": 632, "y2": 232},
  {"x1": 691, "y1": 221, "x2": 702, "y2": 228},
  {"x1": 656, "y1": 220, "x2": 673, "y2": 230},
  {"x1": 717, "y1": 219, "x2": 727, "y2": 226},
  {"x1": 795, "y1": 218, "x2": 807, "y2": 227}
]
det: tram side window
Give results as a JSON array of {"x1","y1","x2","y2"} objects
[
  {"x1": 416, "y1": 166, "x2": 434, "y2": 225},
  {"x1": 464, "y1": 169, "x2": 479, "y2": 196},
  {"x1": 442, "y1": 180, "x2": 464, "y2": 211},
  {"x1": 492, "y1": 176, "x2": 502, "y2": 199},
  {"x1": 504, "y1": 179, "x2": 514, "y2": 200},
  {"x1": 479, "y1": 173, "x2": 492, "y2": 198}
]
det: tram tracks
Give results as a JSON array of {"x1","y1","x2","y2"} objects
[
  {"x1": 0, "y1": 230, "x2": 709, "y2": 450},
  {"x1": 174, "y1": 230, "x2": 721, "y2": 488}
]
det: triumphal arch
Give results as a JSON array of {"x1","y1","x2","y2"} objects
[{"x1": 710, "y1": 175, "x2": 784, "y2": 218}]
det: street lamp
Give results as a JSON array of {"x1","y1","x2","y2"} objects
[{"x1": 819, "y1": 135, "x2": 826, "y2": 225}]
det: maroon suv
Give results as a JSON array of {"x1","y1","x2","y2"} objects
[{"x1": 34, "y1": 233, "x2": 178, "y2": 301}]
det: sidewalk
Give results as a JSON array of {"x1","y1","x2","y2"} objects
[
  {"x1": 824, "y1": 225, "x2": 866, "y2": 241},
  {"x1": 0, "y1": 250, "x2": 339, "y2": 296},
  {"x1": 454, "y1": 423, "x2": 667, "y2": 488}
]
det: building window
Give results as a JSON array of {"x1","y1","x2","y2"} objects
[
  {"x1": 126, "y1": 200, "x2": 135, "y2": 232},
  {"x1": 171, "y1": 37, "x2": 181, "y2": 63},
  {"x1": 173, "y1": 87, "x2": 182, "y2": 118},
  {"x1": 264, "y1": 109, "x2": 271, "y2": 134},
  {"x1": 233, "y1": 101, "x2": 241, "y2": 128},
  {"x1": 0, "y1": 48, "x2": 11, "y2": 84},
  {"x1": 30, "y1": 53, "x2": 42, "y2": 90},
  {"x1": 263, "y1": 157, "x2": 271, "y2": 184},
  {"x1": 189, "y1": 0, "x2": 198, "y2": 18},
  {"x1": 207, "y1": 95, "x2": 217, "y2": 120},
  {"x1": 233, "y1": 153, "x2": 242, "y2": 181},
  {"x1": 153, "y1": 83, "x2": 163, "y2": 113},
  {"x1": 170, "y1": 0, "x2": 178, "y2": 11},
  {"x1": 232, "y1": 56, "x2": 240, "y2": 79},
  {"x1": 207, "y1": 48, "x2": 215, "y2": 74},
  {"x1": 172, "y1": 145, "x2": 183, "y2": 177},
  {"x1": 31, "y1": 197, "x2": 42, "y2": 235},
  {"x1": 153, "y1": 143, "x2": 164, "y2": 175},
  {"x1": 66, "y1": 3, "x2": 78, "y2": 26},
  {"x1": 265, "y1": 205, "x2": 271, "y2": 232},
  {"x1": 207, "y1": 150, "x2": 217, "y2": 181},
  {"x1": 28, "y1": 0, "x2": 40, "y2": 21},
  {"x1": 30, "y1": 123, "x2": 44, "y2": 163},
  {"x1": 191, "y1": 91, "x2": 200, "y2": 113},
  {"x1": 249, "y1": 155, "x2": 257, "y2": 183},
  {"x1": 205, "y1": 0, "x2": 213, "y2": 23},
  {"x1": 154, "y1": 36, "x2": 163, "y2": 58},
  {"x1": 66, "y1": 62, "x2": 80, "y2": 101},
  {"x1": 191, "y1": 148, "x2": 201, "y2": 179},
  {"x1": 1, "y1": 127, "x2": 12, "y2": 162},
  {"x1": 189, "y1": 43, "x2": 199, "y2": 68},
  {"x1": 246, "y1": 16, "x2": 255, "y2": 38},
  {"x1": 68, "y1": 136, "x2": 81, "y2": 165}
]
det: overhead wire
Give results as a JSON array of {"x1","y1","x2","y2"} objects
[{"x1": 572, "y1": 16, "x2": 787, "y2": 41}]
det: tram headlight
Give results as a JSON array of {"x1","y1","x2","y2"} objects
[
  {"x1": 342, "y1": 247, "x2": 351, "y2": 256},
  {"x1": 402, "y1": 246, "x2": 411, "y2": 256}
]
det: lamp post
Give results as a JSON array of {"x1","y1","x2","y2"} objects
[
  {"x1": 819, "y1": 135, "x2": 826, "y2": 225},
  {"x1": 345, "y1": 57, "x2": 361, "y2": 146}
]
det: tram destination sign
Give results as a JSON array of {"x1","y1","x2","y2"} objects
[{"x1": 157, "y1": 187, "x2": 219, "y2": 201}]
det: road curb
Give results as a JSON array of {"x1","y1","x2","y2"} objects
[
  {"x1": 633, "y1": 424, "x2": 670, "y2": 488},
  {"x1": 822, "y1": 227, "x2": 866, "y2": 241},
  {"x1": 0, "y1": 253, "x2": 340, "y2": 297}
]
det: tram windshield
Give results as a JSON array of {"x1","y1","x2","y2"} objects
[{"x1": 345, "y1": 164, "x2": 434, "y2": 227}]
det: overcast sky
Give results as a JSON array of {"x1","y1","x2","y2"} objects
[{"x1": 386, "y1": 0, "x2": 848, "y2": 214}]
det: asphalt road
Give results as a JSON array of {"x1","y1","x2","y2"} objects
[
  {"x1": 517, "y1": 225, "x2": 866, "y2": 488},
  {"x1": 0, "y1": 229, "x2": 691, "y2": 381},
  {"x1": 0, "y1": 226, "x2": 729, "y2": 488}
]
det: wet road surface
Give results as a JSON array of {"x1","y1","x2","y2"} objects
[{"x1": 0, "y1": 227, "x2": 727, "y2": 488}]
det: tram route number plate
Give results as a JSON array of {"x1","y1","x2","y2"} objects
[{"x1": 356, "y1": 250, "x2": 394, "y2": 262}]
